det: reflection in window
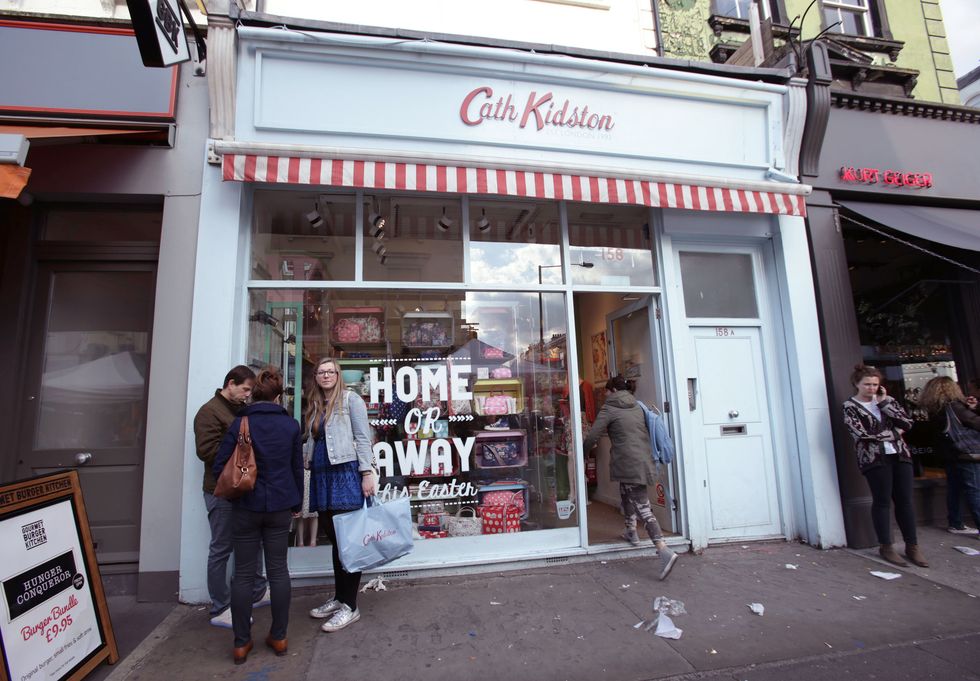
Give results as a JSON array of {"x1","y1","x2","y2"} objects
[
  {"x1": 469, "y1": 201, "x2": 563, "y2": 285},
  {"x1": 364, "y1": 196, "x2": 463, "y2": 283},
  {"x1": 567, "y1": 203, "x2": 655, "y2": 286},
  {"x1": 245, "y1": 287, "x2": 578, "y2": 547},
  {"x1": 679, "y1": 252, "x2": 758, "y2": 318},
  {"x1": 252, "y1": 191, "x2": 356, "y2": 281}
]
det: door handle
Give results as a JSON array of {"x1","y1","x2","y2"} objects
[
  {"x1": 687, "y1": 378, "x2": 697, "y2": 411},
  {"x1": 74, "y1": 452, "x2": 93, "y2": 466},
  {"x1": 728, "y1": 410, "x2": 739, "y2": 419}
]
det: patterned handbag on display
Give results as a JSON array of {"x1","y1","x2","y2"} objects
[
  {"x1": 480, "y1": 490, "x2": 525, "y2": 515},
  {"x1": 447, "y1": 507, "x2": 482, "y2": 537},
  {"x1": 481, "y1": 496, "x2": 521, "y2": 534},
  {"x1": 945, "y1": 404, "x2": 980, "y2": 461}
]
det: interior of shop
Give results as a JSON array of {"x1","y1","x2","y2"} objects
[{"x1": 841, "y1": 207, "x2": 980, "y2": 520}]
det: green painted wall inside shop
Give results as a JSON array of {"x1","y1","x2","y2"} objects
[{"x1": 655, "y1": 1, "x2": 953, "y2": 104}]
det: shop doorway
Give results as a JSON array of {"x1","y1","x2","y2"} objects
[
  {"x1": 14, "y1": 208, "x2": 160, "y2": 568},
  {"x1": 572, "y1": 292, "x2": 678, "y2": 547}
]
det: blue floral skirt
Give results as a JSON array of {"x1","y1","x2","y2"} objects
[{"x1": 309, "y1": 438, "x2": 363, "y2": 512}]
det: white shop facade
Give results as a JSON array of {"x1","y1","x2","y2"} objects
[{"x1": 179, "y1": 25, "x2": 845, "y2": 599}]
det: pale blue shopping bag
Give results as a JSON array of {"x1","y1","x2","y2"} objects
[{"x1": 333, "y1": 496, "x2": 414, "y2": 572}]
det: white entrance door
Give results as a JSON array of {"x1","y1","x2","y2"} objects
[{"x1": 689, "y1": 325, "x2": 781, "y2": 540}]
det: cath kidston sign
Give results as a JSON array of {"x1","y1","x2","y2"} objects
[{"x1": 0, "y1": 472, "x2": 117, "y2": 681}]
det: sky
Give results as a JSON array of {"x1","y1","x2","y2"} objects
[{"x1": 941, "y1": 0, "x2": 980, "y2": 78}]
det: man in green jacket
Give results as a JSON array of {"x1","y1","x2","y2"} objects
[{"x1": 194, "y1": 365, "x2": 269, "y2": 627}]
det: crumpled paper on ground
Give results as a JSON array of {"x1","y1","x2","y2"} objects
[
  {"x1": 747, "y1": 602, "x2": 764, "y2": 616},
  {"x1": 653, "y1": 613, "x2": 683, "y2": 639},
  {"x1": 870, "y1": 571, "x2": 901, "y2": 580},
  {"x1": 953, "y1": 546, "x2": 980, "y2": 556},
  {"x1": 359, "y1": 576, "x2": 387, "y2": 592}
]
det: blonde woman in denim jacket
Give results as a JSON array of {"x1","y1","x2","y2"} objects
[
  {"x1": 304, "y1": 358, "x2": 376, "y2": 632},
  {"x1": 842, "y1": 364, "x2": 926, "y2": 568}
]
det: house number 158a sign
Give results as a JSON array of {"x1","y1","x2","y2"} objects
[{"x1": 715, "y1": 327, "x2": 735, "y2": 337}]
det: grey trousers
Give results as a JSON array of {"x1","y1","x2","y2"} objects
[
  {"x1": 204, "y1": 492, "x2": 267, "y2": 615},
  {"x1": 620, "y1": 482, "x2": 664, "y2": 543},
  {"x1": 231, "y1": 508, "x2": 292, "y2": 647}
]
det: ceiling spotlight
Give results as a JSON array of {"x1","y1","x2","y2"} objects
[
  {"x1": 306, "y1": 204, "x2": 324, "y2": 229},
  {"x1": 414, "y1": 305, "x2": 423, "y2": 312},
  {"x1": 378, "y1": 254, "x2": 387, "y2": 265},
  {"x1": 369, "y1": 211, "x2": 386, "y2": 233},
  {"x1": 370, "y1": 221, "x2": 385, "y2": 239},
  {"x1": 437, "y1": 207, "x2": 453, "y2": 232},
  {"x1": 475, "y1": 209, "x2": 491, "y2": 232},
  {"x1": 372, "y1": 241, "x2": 387, "y2": 257}
]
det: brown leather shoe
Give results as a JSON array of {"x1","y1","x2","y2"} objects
[
  {"x1": 905, "y1": 544, "x2": 929, "y2": 568},
  {"x1": 879, "y1": 544, "x2": 909, "y2": 567},
  {"x1": 265, "y1": 634, "x2": 288, "y2": 657},
  {"x1": 233, "y1": 640, "x2": 253, "y2": 665}
]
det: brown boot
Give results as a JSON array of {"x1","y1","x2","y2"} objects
[
  {"x1": 904, "y1": 544, "x2": 929, "y2": 568},
  {"x1": 879, "y1": 544, "x2": 908, "y2": 567}
]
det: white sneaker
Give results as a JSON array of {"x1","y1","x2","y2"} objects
[
  {"x1": 320, "y1": 604, "x2": 360, "y2": 632},
  {"x1": 253, "y1": 587, "x2": 271, "y2": 608},
  {"x1": 947, "y1": 525, "x2": 977, "y2": 535},
  {"x1": 309, "y1": 597, "x2": 343, "y2": 619},
  {"x1": 209, "y1": 610, "x2": 253, "y2": 629}
]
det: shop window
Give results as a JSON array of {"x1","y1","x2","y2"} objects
[
  {"x1": 363, "y1": 196, "x2": 463, "y2": 283},
  {"x1": 251, "y1": 190, "x2": 356, "y2": 281},
  {"x1": 679, "y1": 251, "x2": 758, "y2": 318},
  {"x1": 822, "y1": 0, "x2": 873, "y2": 37},
  {"x1": 714, "y1": 0, "x2": 770, "y2": 20},
  {"x1": 245, "y1": 287, "x2": 578, "y2": 547},
  {"x1": 469, "y1": 200, "x2": 562, "y2": 285},
  {"x1": 567, "y1": 203, "x2": 655, "y2": 287}
]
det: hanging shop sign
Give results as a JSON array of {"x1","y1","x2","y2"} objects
[
  {"x1": 0, "y1": 471, "x2": 117, "y2": 681},
  {"x1": 460, "y1": 86, "x2": 616, "y2": 132},
  {"x1": 126, "y1": 0, "x2": 190, "y2": 67},
  {"x1": 839, "y1": 166, "x2": 934, "y2": 189}
]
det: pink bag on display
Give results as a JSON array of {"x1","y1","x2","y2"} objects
[
  {"x1": 481, "y1": 500, "x2": 521, "y2": 534},
  {"x1": 490, "y1": 367, "x2": 512, "y2": 379},
  {"x1": 482, "y1": 394, "x2": 510, "y2": 415},
  {"x1": 480, "y1": 490, "x2": 525, "y2": 515}
]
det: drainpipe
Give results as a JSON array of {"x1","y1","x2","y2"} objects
[{"x1": 650, "y1": 0, "x2": 664, "y2": 58}]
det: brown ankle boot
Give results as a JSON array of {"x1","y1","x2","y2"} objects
[
  {"x1": 879, "y1": 544, "x2": 908, "y2": 567},
  {"x1": 904, "y1": 544, "x2": 929, "y2": 568}
]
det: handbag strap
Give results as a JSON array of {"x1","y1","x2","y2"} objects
[{"x1": 236, "y1": 416, "x2": 252, "y2": 464}]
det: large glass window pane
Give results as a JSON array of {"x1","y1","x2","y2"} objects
[
  {"x1": 244, "y1": 286, "x2": 577, "y2": 549},
  {"x1": 252, "y1": 190, "x2": 356, "y2": 281},
  {"x1": 364, "y1": 195, "x2": 463, "y2": 283},
  {"x1": 679, "y1": 251, "x2": 758, "y2": 318},
  {"x1": 568, "y1": 204, "x2": 655, "y2": 287},
  {"x1": 469, "y1": 200, "x2": 563, "y2": 285}
]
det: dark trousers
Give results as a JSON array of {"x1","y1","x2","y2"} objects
[
  {"x1": 958, "y1": 461, "x2": 980, "y2": 529},
  {"x1": 945, "y1": 461, "x2": 965, "y2": 528},
  {"x1": 231, "y1": 508, "x2": 292, "y2": 647},
  {"x1": 863, "y1": 457, "x2": 917, "y2": 546},
  {"x1": 323, "y1": 510, "x2": 362, "y2": 609}
]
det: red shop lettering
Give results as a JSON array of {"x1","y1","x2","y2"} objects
[
  {"x1": 839, "y1": 166, "x2": 933, "y2": 189},
  {"x1": 460, "y1": 86, "x2": 615, "y2": 132}
]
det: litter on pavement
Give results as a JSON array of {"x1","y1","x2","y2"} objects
[
  {"x1": 747, "y1": 602, "x2": 765, "y2": 616},
  {"x1": 953, "y1": 545, "x2": 980, "y2": 556},
  {"x1": 785, "y1": 564, "x2": 798, "y2": 570},
  {"x1": 870, "y1": 571, "x2": 902, "y2": 580},
  {"x1": 359, "y1": 576, "x2": 387, "y2": 592}
]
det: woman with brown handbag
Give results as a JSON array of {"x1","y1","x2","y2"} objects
[{"x1": 212, "y1": 366, "x2": 303, "y2": 665}]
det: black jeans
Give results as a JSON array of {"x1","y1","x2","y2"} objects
[
  {"x1": 231, "y1": 508, "x2": 292, "y2": 647},
  {"x1": 322, "y1": 510, "x2": 362, "y2": 609},
  {"x1": 863, "y1": 456, "x2": 917, "y2": 546}
]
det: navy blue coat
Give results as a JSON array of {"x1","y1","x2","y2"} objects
[{"x1": 213, "y1": 402, "x2": 303, "y2": 513}]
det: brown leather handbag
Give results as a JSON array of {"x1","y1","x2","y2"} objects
[{"x1": 214, "y1": 417, "x2": 257, "y2": 499}]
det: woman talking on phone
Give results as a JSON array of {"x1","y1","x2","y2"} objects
[{"x1": 842, "y1": 364, "x2": 927, "y2": 568}]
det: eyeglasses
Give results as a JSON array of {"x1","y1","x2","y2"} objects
[{"x1": 316, "y1": 370, "x2": 338, "y2": 377}]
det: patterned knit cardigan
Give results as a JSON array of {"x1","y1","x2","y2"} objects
[{"x1": 842, "y1": 396, "x2": 914, "y2": 472}]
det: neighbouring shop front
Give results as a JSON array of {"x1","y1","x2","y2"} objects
[
  {"x1": 179, "y1": 24, "x2": 845, "y2": 601},
  {"x1": 804, "y1": 97, "x2": 980, "y2": 547},
  {"x1": 0, "y1": 18, "x2": 208, "y2": 600}
]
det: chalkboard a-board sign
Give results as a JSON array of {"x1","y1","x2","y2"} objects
[{"x1": 0, "y1": 471, "x2": 118, "y2": 681}]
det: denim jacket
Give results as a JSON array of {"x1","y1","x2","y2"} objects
[
  {"x1": 314, "y1": 390, "x2": 375, "y2": 472},
  {"x1": 638, "y1": 402, "x2": 674, "y2": 465}
]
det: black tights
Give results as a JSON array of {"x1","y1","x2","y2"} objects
[
  {"x1": 863, "y1": 457, "x2": 917, "y2": 546},
  {"x1": 322, "y1": 510, "x2": 362, "y2": 609}
]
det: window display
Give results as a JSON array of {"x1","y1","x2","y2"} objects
[{"x1": 245, "y1": 288, "x2": 578, "y2": 547}]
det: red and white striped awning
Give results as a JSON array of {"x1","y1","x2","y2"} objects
[{"x1": 222, "y1": 154, "x2": 807, "y2": 217}]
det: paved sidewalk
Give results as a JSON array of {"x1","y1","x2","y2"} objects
[{"x1": 95, "y1": 526, "x2": 980, "y2": 681}]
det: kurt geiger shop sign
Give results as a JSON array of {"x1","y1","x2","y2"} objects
[{"x1": 459, "y1": 85, "x2": 616, "y2": 132}]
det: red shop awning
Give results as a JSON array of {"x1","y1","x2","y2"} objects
[{"x1": 221, "y1": 154, "x2": 807, "y2": 217}]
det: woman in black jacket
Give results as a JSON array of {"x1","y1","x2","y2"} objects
[
  {"x1": 919, "y1": 376, "x2": 980, "y2": 539},
  {"x1": 213, "y1": 366, "x2": 303, "y2": 665}
]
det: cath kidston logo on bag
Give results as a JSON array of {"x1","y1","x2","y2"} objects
[{"x1": 363, "y1": 528, "x2": 397, "y2": 546}]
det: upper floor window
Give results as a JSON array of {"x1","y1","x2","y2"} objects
[
  {"x1": 823, "y1": 0, "x2": 872, "y2": 37},
  {"x1": 714, "y1": 0, "x2": 772, "y2": 20}
]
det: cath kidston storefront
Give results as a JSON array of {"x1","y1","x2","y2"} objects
[{"x1": 177, "y1": 23, "x2": 845, "y2": 601}]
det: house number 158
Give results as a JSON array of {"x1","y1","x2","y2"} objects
[{"x1": 715, "y1": 327, "x2": 735, "y2": 337}]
